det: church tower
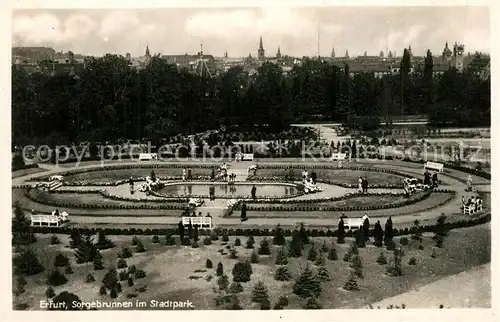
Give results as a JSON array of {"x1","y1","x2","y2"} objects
[
  {"x1": 345, "y1": 49, "x2": 349, "y2": 59},
  {"x1": 453, "y1": 42, "x2": 465, "y2": 72},
  {"x1": 145, "y1": 45, "x2": 151, "y2": 58},
  {"x1": 258, "y1": 36, "x2": 265, "y2": 60},
  {"x1": 331, "y1": 46, "x2": 335, "y2": 58},
  {"x1": 276, "y1": 46, "x2": 281, "y2": 59}
]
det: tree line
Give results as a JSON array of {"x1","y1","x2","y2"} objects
[{"x1": 12, "y1": 49, "x2": 490, "y2": 147}]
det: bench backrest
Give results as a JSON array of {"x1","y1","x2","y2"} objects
[
  {"x1": 424, "y1": 161, "x2": 444, "y2": 172},
  {"x1": 331, "y1": 153, "x2": 347, "y2": 160},
  {"x1": 346, "y1": 218, "x2": 363, "y2": 228},
  {"x1": 242, "y1": 154, "x2": 254, "y2": 161},
  {"x1": 31, "y1": 215, "x2": 59, "y2": 223},
  {"x1": 182, "y1": 216, "x2": 212, "y2": 226}
]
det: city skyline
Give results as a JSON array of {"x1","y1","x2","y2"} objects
[{"x1": 12, "y1": 7, "x2": 490, "y2": 58}]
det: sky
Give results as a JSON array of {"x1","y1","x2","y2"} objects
[{"x1": 11, "y1": 6, "x2": 490, "y2": 57}]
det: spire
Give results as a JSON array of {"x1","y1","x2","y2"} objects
[
  {"x1": 276, "y1": 46, "x2": 281, "y2": 58},
  {"x1": 145, "y1": 45, "x2": 150, "y2": 57},
  {"x1": 331, "y1": 46, "x2": 335, "y2": 58},
  {"x1": 259, "y1": 36, "x2": 263, "y2": 50},
  {"x1": 345, "y1": 49, "x2": 349, "y2": 58}
]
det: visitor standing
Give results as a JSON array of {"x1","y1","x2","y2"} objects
[
  {"x1": 467, "y1": 174, "x2": 473, "y2": 191},
  {"x1": 251, "y1": 185, "x2": 257, "y2": 200},
  {"x1": 358, "y1": 176, "x2": 363, "y2": 193},
  {"x1": 362, "y1": 177, "x2": 368, "y2": 193},
  {"x1": 432, "y1": 172, "x2": 438, "y2": 188}
]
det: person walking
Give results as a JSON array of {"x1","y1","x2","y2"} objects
[
  {"x1": 251, "y1": 185, "x2": 257, "y2": 200},
  {"x1": 432, "y1": 172, "x2": 438, "y2": 188},
  {"x1": 362, "y1": 177, "x2": 368, "y2": 193},
  {"x1": 358, "y1": 176, "x2": 363, "y2": 193}
]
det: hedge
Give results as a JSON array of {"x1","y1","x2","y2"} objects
[{"x1": 17, "y1": 212, "x2": 491, "y2": 237}]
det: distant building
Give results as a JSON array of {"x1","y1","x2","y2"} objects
[{"x1": 258, "y1": 36, "x2": 265, "y2": 61}]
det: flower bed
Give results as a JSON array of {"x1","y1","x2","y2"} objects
[
  {"x1": 25, "y1": 188, "x2": 188, "y2": 210},
  {"x1": 60, "y1": 175, "x2": 213, "y2": 186},
  {"x1": 239, "y1": 190, "x2": 438, "y2": 212}
]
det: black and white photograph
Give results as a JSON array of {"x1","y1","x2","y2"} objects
[{"x1": 6, "y1": 0, "x2": 494, "y2": 313}]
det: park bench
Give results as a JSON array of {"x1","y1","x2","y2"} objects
[
  {"x1": 462, "y1": 199, "x2": 483, "y2": 216},
  {"x1": 182, "y1": 216, "x2": 213, "y2": 229},
  {"x1": 424, "y1": 161, "x2": 444, "y2": 173},
  {"x1": 31, "y1": 214, "x2": 61, "y2": 227}
]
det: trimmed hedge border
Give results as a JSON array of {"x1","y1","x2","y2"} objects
[
  {"x1": 241, "y1": 190, "x2": 442, "y2": 212},
  {"x1": 18, "y1": 212, "x2": 491, "y2": 237}
]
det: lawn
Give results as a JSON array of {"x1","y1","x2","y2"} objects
[
  {"x1": 253, "y1": 169, "x2": 405, "y2": 186},
  {"x1": 62, "y1": 167, "x2": 213, "y2": 183},
  {"x1": 13, "y1": 223, "x2": 490, "y2": 310}
]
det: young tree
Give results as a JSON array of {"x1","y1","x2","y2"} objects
[
  {"x1": 314, "y1": 253, "x2": 325, "y2": 266},
  {"x1": 411, "y1": 219, "x2": 422, "y2": 241},
  {"x1": 304, "y1": 297, "x2": 323, "y2": 309},
  {"x1": 102, "y1": 268, "x2": 118, "y2": 290},
  {"x1": 307, "y1": 243, "x2": 318, "y2": 262},
  {"x1": 362, "y1": 217, "x2": 370, "y2": 242},
  {"x1": 50, "y1": 291, "x2": 82, "y2": 311},
  {"x1": 337, "y1": 218, "x2": 346, "y2": 244},
  {"x1": 288, "y1": 231, "x2": 304, "y2": 257},
  {"x1": 12, "y1": 203, "x2": 36, "y2": 245},
  {"x1": 96, "y1": 230, "x2": 115, "y2": 250},
  {"x1": 45, "y1": 286, "x2": 56, "y2": 298},
  {"x1": 316, "y1": 266, "x2": 330, "y2": 282},
  {"x1": 193, "y1": 225, "x2": 199, "y2": 242},
  {"x1": 320, "y1": 240, "x2": 329, "y2": 253},
  {"x1": 387, "y1": 247, "x2": 404, "y2": 276},
  {"x1": 251, "y1": 281, "x2": 270, "y2": 305},
  {"x1": 216, "y1": 262, "x2": 224, "y2": 277},
  {"x1": 229, "y1": 281, "x2": 244, "y2": 294},
  {"x1": 298, "y1": 223, "x2": 310, "y2": 245},
  {"x1": 250, "y1": 250, "x2": 259, "y2": 263},
  {"x1": 69, "y1": 229, "x2": 82, "y2": 249},
  {"x1": 217, "y1": 274, "x2": 229, "y2": 291},
  {"x1": 327, "y1": 246, "x2": 338, "y2": 261},
  {"x1": 241, "y1": 202, "x2": 247, "y2": 221},
  {"x1": 47, "y1": 269, "x2": 68, "y2": 286},
  {"x1": 350, "y1": 255, "x2": 364, "y2": 279},
  {"x1": 232, "y1": 261, "x2": 253, "y2": 283},
  {"x1": 93, "y1": 251, "x2": 104, "y2": 270},
  {"x1": 206, "y1": 259, "x2": 213, "y2": 269},
  {"x1": 273, "y1": 224, "x2": 286, "y2": 245},
  {"x1": 258, "y1": 238, "x2": 271, "y2": 255},
  {"x1": 54, "y1": 253, "x2": 70, "y2": 267},
  {"x1": 355, "y1": 229, "x2": 366, "y2": 248},
  {"x1": 275, "y1": 266, "x2": 292, "y2": 281},
  {"x1": 376, "y1": 252, "x2": 388, "y2": 265},
  {"x1": 275, "y1": 247, "x2": 288, "y2": 265},
  {"x1": 246, "y1": 235, "x2": 255, "y2": 249},
  {"x1": 373, "y1": 220, "x2": 384, "y2": 247},
  {"x1": 74, "y1": 234, "x2": 98, "y2": 264},
  {"x1": 13, "y1": 247, "x2": 44, "y2": 276},
  {"x1": 292, "y1": 266, "x2": 321, "y2": 299},
  {"x1": 343, "y1": 271, "x2": 360, "y2": 291},
  {"x1": 384, "y1": 216, "x2": 394, "y2": 246}
]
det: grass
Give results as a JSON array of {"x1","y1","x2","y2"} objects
[
  {"x1": 254, "y1": 169, "x2": 404, "y2": 186},
  {"x1": 12, "y1": 167, "x2": 48, "y2": 179},
  {"x1": 12, "y1": 223, "x2": 490, "y2": 310},
  {"x1": 63, "y1": 168, "x2": 213, "y2": 183}
]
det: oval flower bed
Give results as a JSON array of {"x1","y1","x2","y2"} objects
[{"x1": 241, "y1": 190, "x2": 434, "y2": 212}]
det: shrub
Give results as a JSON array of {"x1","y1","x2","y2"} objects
[
  {"x1": 118, "y1": 246, "x2": 133, "y2": 259},
  {"x1": 307, "y1": 245, "x2": 318, "y2": 262},
  {"x1": 275, "y1": 266, "x2": 292, "y2": 281},
  {"x1": 110, "y1": 286, "x2": 118, "y2": 299},
  {"x1": 127, "y1": 265, "x2": 137, "y2": 275},
  {"x1": 96, "y1": 230, "x2": 115, "y2": 250},
  {"x1": 418, "y1": 243, "x2": 424, "y2": 250},
  {"x1": 192, "y1": 241, "x2": 199, "y2": 249},
  {"x1": 45, "y1": 286, "x2": 56, "y2": 298},
  {"x1": 273, "y1": 224, "x2": 286, "y2": 246},
  {"x1": 102, "y1": 268, "x2": 118, "y2": 290},
  {"x1": 276, "y1": 295, "x2": 289, "y2": 308},
  {"x1": 246, "y1": 236, "x2": 255, "y2": 249},
  {"x1": 216, "y1": 263, "x2": 224, "y2": 276},
  {"x1": 251, "y1": 281, "x2": 270, "y2": 305},
  {"x1": 132, "y1": 236, "x2": 139, "y2": 246},
  {"x1": 85, "y1": 273, "x2": 95, "y2": 283},
  {"x1": 250, "y1": 250, "x2": 259, "y2": 263},
  {"x1": 119, "y1": 270, "x2": 128, "y2": 281},
  {"x1": 343, "y1": 272, "x2": 360, "y2": 291},
  {"x1": 275, "y1": 247, "x2": 288, "y2": 265},
  {"x1": 217, "y1": 274, "x2": 229, "y2": 291},
  {"x1": 229, "y1": 282, "x2": 243, "y2": 294},
  {"x1": 229, "y1": 248, "x2": 238, "y2": 259},
  {"x1": 203, "y1": 237, "x2": 212, "y2": 245},
  {"x1": 376, "y1": 252, "x2": 387, "y2": 265},
  {"x1": 50, "y1": 235, "x2": 60, "y2": 245},
  {"x1": 232, "y1": 261, "x2": 253, "y2": 283},
  {"x1": 408, "y1": 257, "x2": 417, "y2": 265},
  {"x1": 258, "y1": 238, "x2": 271, "y2": 255},
  {"x1": 165, "y1": 233, "x2": 176, "y2": 246},
  {"x1": 327, "y1": 246, "x2": 338, "y2": 261},
  {"x1": 182, "y1": 237, "x2": 191, "y2": 246},
  {"x1": 206, "y1": 259, "x2": 213, "y2": 269},
  {"x1": 222, "y1": 230, "x2": 229, "y2": 242},
  {"x1": 64, "y1": 266, "x2": 74, "y2": 274},
  {"x1": 47, "y1": 270, "x2": 68, "y2": 286},
  {"x1": 54, "y1": 253, "x2": 70, "y2": 267},
  {"x1": 293, "y1": 266, "x2": 321, "y2": 299},
  {"x1": 136, "y1": 241, "x2": 146, "y2": 253},
  {"x1": 117, "y1": 259, "x2": 127, "y2": 269},
  {"x1": 152, "y1": 235, "x2": 159, "y2": 243},
  {"x1": 93, "y1": 252, "x2": 104, "y2": 270},
  {"x1": 316, "y1": 266, "x2": 330, "y2": 282},
  {"x1": 400, "y1": 237, "x2": 409, "y2": 246},
  {"x1": 99, "y1": 285, "x2": 107, "y2": 295},
  {"x1": 13, "y1": 248, "x2": 44, "y2": 276},
  {"x1": 304, "y1": 297, "x2": 323, "y2": 309},
  {"x1": 320, "y1": 240, "x2": 329, "y2": 253},
  {"x1": 128, "y1": 277, "x2": 134, "y2": 287},
  {"x1": 134, "y1": 269, "x2": 146, "y2": 279}
]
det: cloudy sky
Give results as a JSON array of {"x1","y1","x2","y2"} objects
[{"x1": 12, "y1": 6, "x2": 490, "y2": 57}]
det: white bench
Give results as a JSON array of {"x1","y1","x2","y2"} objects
[
  {"x1": 424, "y1": 161, "x2": 444, "y2": 173},
  {"x1": 343, "y1": 215, "x2": 370, "y2": 230},
  {"x1": 182, "y1": 216, "x2": 212, "y2": 229},
  {"x1": 462, "y1": 199, "x2": 483, "y2": 216},
  {"x1": 31, "y1": 215, "x2": 61, "y2": 227},
  {"x1": 139, "y1": 153, "x2": 158, "y2": 161},
  {"x1": 331, "y1": 153, "x2": 347, "y2": 161},
  {"x1": 242, "y1": 153, "x2": 254, "y2": 161}
]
